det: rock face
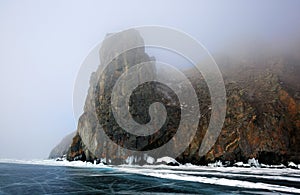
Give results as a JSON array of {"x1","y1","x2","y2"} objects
[
  {"x1": 67, "y1": 29, "x2": 161, "y2": 163},
  {"x1": 48, "y1": 131, "x2": 75, "y2": 159},
  {"x1": 67, "y1": 132, "x2": 96, "y2": 162},
  {"x1": 180, "y1": 61, "x2": 300, "y2": 165},
  {"x1": 60, "y1": 29, "x2": 300, "y2": 165}
]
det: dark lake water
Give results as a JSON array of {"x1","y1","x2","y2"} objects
[{"x1": 0, "y1": 162, "x2": 299, "y2": 194}]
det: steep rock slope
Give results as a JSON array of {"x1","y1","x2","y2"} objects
[
  {"x1": 67, "y1": 29, "x2": 159, "y2": 163},
  {"x1": 56, "y1": 30, "x2": 300, "y2": 165},
  {"x1": 48, "y1": 131, "x2": 76, "y2": 159}
]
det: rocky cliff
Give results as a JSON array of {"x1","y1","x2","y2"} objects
[
  {"x1": 48, "y1": 131, "x2": 76, "y2": 159},
  {"x1": 181, "y1": 60, "x2": 300, "y2": 165},
  {"x1": 53, "y1": 29, "x2": 300, "y2": 165},
  {"x1": 67, "y1": 29, "x2": 160, "y2": 164}
]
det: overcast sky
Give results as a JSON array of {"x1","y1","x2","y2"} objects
[{"x1": 1, "y1": 0, "x2": 300, "y2": 159}]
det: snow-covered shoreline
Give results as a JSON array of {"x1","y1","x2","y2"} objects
[
  {"x1": 1, "y1": 157, "x2": 300, "y2": 170},
  {"x1": 0, "y1": 159, "x2": 108, "y2": 168}
]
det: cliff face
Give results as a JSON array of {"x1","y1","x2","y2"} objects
[
  {"x1": 63, "y1": 30, "x2": 300, "y2": 165},
  {"x1": 67, "y1": 29, "x2": 159, "y2": 163},
  {"x1": 48, "y1": 131, "x2": 75, "y2": 159},
  {"x1": 179, "y1": 62, "x2": 300, "y2": 165}
]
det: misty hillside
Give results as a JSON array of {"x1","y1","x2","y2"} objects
[
  {"x1": 50, "y1": 30, "x2": 300, "y2": 166},
  {"x1": 182, "y1": 53, "x2": 300, "y2": 164},
  {"x1": 49, "y1": 131, "x2": 76, "y2": 159}
]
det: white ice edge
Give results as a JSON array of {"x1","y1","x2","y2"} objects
[
  {"x1": 117, "y1": 167, "x2": 300, "y2": 182},
  {"x1": 117, "y1": 167, "x2": 300, "y2": 194},
  {"x1": 0, "y1": 159, "x2": 109, "y2": 168},
  {"x1": 1, "y1": 159, "x2": 300, "y2": 174},
  {"x1": 143, "y1": 172, "x2": 300, "y2": 194}
]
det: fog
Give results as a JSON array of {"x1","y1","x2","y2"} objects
[{"x1": 0, "y1": 0, "x2": 300, "y2": 159}]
